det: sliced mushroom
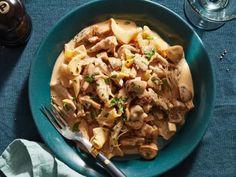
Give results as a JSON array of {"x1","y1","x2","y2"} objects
[
  {"x1": 165, "y1": 45, "x2": 184, "y2": 64},
  {"x1": 125, "y1": 77, "x2": 147, "y2": 94},
  {"x1": 139, "y1": 143, "x2": 158, "y2": 160},
  {"x1": 179, "y1": 84, "x2": 193, "y2": 102},
  {"x1": 130, "y1": 105, "x2": 147, "y2": 121}
]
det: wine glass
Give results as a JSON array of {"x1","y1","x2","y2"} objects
[{"x1": 184, "y1": 0, "x2": 236, "y2": 30}]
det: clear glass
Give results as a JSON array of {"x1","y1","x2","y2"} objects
[{"x1": 184, "y1": 0, "x2": 236, "y2": 30}]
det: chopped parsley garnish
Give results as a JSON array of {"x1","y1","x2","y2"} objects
[
  {"x1": 122, "y1": 115, "x2": 127, "y2": 122},
  {"x1": 85, "y1": 74, "x2": 94, "y2": 83},
  {"x1": 72, "y1": 122, "x2": 79, "y2": 132},
  {"x1": 151, "y1": 77, "x2": 169, "y2": 88},
  {"x1": 110, "y1": 97, "x2": 128, "y2": 113},
  {"x1": 151, "y1": 77, "x2": 161, "y2": 84},
  {"x1": 104, "y1": 78, "x2": 111, "y2": 84},
  {"x1": 111, "y1": 74, "x2": 117, "y2": 78},
  {"x1": 89, "y1": 93, "x2": 102, "y2": 103},
  {"x1": 162, "y1": 78, "x2": 170, "y2": 88},
  {"x1": 72, "y1": 97, "x2": 77, "y2": 102},
  {"x1": 63, "y1": 103, "x2": 70, "y2": 112},
  {"x1": 144, "y1": 49, "x2": 155, "y2": 60},
  {"x1": 146, "y1": 36, "x2": 154, "y2": 40},
  {"x1": 90, "y1": 94, "x2": 99, "y2": 102},
  {"x1": 104, "y1": 113, "x2": 109, "y2": 117}
]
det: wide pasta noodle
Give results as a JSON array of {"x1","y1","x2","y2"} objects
[{"x1": 50, "y1": 18, "x2": 194, "y2": 160}]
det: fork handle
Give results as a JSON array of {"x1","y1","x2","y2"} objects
[{"x1": 96, "y1": 152, "x2": 126, "y2": 177}]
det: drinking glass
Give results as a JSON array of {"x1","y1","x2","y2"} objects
[{"x1": 184, "y1": 0, "x2": 236, "y2": 30}]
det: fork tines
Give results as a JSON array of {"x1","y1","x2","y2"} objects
[{"x1": 40, "y1": 105, "x2": 68, "y2": 131}]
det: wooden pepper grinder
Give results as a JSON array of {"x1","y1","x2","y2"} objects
[{"x1": 0, "y1": 0, "x2": 32, "y2": 46}]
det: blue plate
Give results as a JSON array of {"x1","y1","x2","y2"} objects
[{"x1": 29, "y1": 0, "x2": 215, "y2": 176}]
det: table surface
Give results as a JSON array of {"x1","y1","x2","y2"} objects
[{"x1": 0, "y1": 0, "x2": 235, "y2": 177}]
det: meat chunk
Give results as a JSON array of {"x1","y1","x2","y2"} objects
[
  {"x1": 130, "y1": 105, "x2": 147, "y2": 121},
  {"x1": 139, "y1": 143, "x2": 158, "y2": 160},
  {"x1": 137, "y1": 123, "x2": 159, "y2": 137},
  {"x1": 117, "y1": 44, "x2": 139, "y2": 59},
  {"x1": 96, "y1": 78, "x2": 113, "y2": 104},
  {"x1": 88, "y1": 36, "x2": 118, "y2": 53},
  {"x1": 147, "y1": 88, "x2": 169, "y2": 110},
  {"x1": 108, "y1": 57, "x2": 122, "y2": 70},
  {"x1": 125, "y1": 77, "x2": 147, "y2": 94},
  {"x1": 154, "y1": 120, "x2": 175, "y2": 140},
  {"x1": 74, "y1": 25, "x2": 97, "y2": 46},
  {"x1": 134, "y1": 54, "x2": 149, "y2": 71},
  {"x1": 94, "y1": 58, "x2": 109, "y2": 75}
]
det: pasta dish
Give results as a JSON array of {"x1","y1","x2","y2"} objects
[{"x1": 50, "y1": 18, "x2": 194, "y2": 160}]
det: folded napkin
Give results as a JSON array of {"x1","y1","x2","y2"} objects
[{"x1": 0, "y1": 139, "x2": 84, "y2": 177}]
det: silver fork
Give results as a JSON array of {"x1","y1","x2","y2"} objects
[{"x1": 41, "y1": 105, "x2": 126, "y2": 177}]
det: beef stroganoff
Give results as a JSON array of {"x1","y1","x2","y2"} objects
[{"x1": 50, "y1": 18, "x2": 194, "y2": 160}]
